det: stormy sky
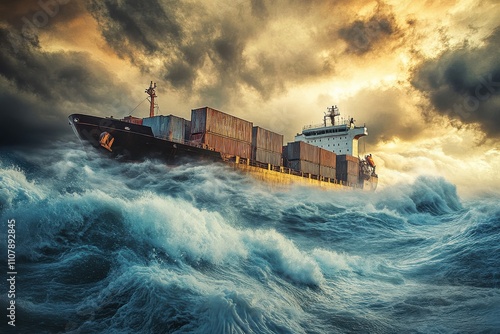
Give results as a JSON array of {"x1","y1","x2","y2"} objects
[{"x1": 0, "y1": 0, "x2": 499, "y2": 194}]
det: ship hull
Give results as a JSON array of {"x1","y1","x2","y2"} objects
[
  {"x1": 361, "y1": 175, "x2": 379, "y2": 191},
  {"x1": 68, "y1": 114, "x2": 222, "y2": 162}
]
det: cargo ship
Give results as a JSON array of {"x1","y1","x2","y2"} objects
[{"x1": 69, "y1": 82, "x2": 378, "y2": 191}]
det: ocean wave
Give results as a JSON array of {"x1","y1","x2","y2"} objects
[
  {"x1": 374, "y1": 175, "x2": 463, "y2": 216},
  {"x1": 1, "y1": 145, "x2": 499, "y2": 333}
]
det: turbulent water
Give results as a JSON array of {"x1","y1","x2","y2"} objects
[{"x1": 0, "y1": 142, "x2": 499, "y2": 333}]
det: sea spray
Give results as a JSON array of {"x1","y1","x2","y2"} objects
[{"x1": 0, "y1": 144, "x2": 499, "y2": 333}]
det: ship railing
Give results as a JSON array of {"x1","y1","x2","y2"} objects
[
  {"x1": 238, "y1": 157, "x2": 350, "y2": 186},
  {"x1": 302, "y1": 123, "x2": 325, "y2": 130},
  {"x1": 302, "y1": 120, "x2": 366, "y2": 131},
  {"x1": 177, "y1": 141, "x2": 362, "y2": 188}
]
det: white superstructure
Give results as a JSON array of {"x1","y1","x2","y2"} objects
[{"x1": 294, "y1": 106, "x2": 367, "y2": 156}]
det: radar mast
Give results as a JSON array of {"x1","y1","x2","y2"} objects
[{"x1": 324, "y1": 105, "x2": 340, "y2": 126}]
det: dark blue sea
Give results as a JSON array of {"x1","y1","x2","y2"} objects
[{"x1": 1, "y1": 142, "x2": 499, "y2": 333}]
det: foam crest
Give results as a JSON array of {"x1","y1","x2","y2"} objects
[
  {"x1": 312, "y1": 248, "x2": 405, "y2": 285},
  {"x1": 373, "y1": 175, "x2": 463, "y2": 216},
  {"x1": 121, "y1": 192, "x2": 324, "y2": 285},
  {"x1": 123, "y1": 194, "x2": 249, "y2": 265},
  {"x1": 409, "y1": 176, "x2": 462, "y2": 214},
  {"x1": 0, "y1": 166, "x2": 46, "y2": 209},
  {"x1": 312, "y1": 248, "x2": 360, "y2": 273},
  {"x1": 245, "y1": 230, "x2": 324, "y2": 286}
]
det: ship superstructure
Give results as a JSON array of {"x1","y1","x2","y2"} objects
[
  {"x1": 295, "y1": 106, "x2": 367, "y2": 157},
  {"x1": 69, "y1": 82, "x2": 378, "y2": 191}
]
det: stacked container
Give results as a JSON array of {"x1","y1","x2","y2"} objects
[
  {"x1": 190, "y1": 107, "x2": 253, "y2": 159},
  {"x1": 319, "y1": 148, "x2": 337, "y2": 179},
  {"x1": 142, "y1": 115, "x2": 191, "y2": 142},
  {"x1": 283, "y1": 141, "x2": 321, "y2": 175},
  {"x1": 251, "y1": 126, "x2": 283, "y2": 166},
  {"x1": 283, "y1": 141, "x2": 340, "y2": 179},
  {"x1": 336, "y1": 155, "x2": 360, "y2": 184}
]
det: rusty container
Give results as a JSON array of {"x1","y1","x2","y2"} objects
[
  {"x1": 320, "y1": 166, "x2": 337, "y2": 179},
  {"x1": 191, "y1": 107, "x2": 253, "y2": 143},
  {"x1": 143, "y1": 115, "x2": 190, "y2": 143},
  {"x1": 199, "y1": 133, "x2": 251, "y2": 159},
  {"x1": 285, "y1": 160, "x2": 320, "y2": 176},
  {"x1": 253, "y1": 148, "x2": 282, "y2": 166},
  {"x1": 282, "y1": 145, "x2": 288, "y2": 162},
  {"x1": 336, "y1": 154, "x2": 359, "y2": 163},
  {"x1": 252, "y1": 126, "x2": 283, "y2": 153},
  {"x1": 336, "y1": 155, "x2": 360, "y2": 183},
  {"x1": 184, "y1": 120, "x2": 191, "y2": 142},
  {"x1": 284, "y1": 141, "x2": 320, "y2": 164},
  {"x1": 319, "y1": 148, "x2": 337, "y2": 168}
]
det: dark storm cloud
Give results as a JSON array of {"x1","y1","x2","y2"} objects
[
  {"x1": 88, "y1": 0, "x2": 182, "y2": 61},
  {"x1": 86, "y1": 0, "x2": 336, "y2": 106},
  {"x1": 412, "y1": 28, "x2": 500, "y2": 138},
  {"x1": 338, "y1": 13, "x2": 398, "y2": 55},
  {"x1": 88, "y1": 0, "x2": 242, "y2": 104},
  {"x1": 0, "y1": 27, "x2": 131, "y2": 147},
  {"x1": 250, "y1": 0, "x2": 268, "y2": 19},
  {"x1": 0, "y1": 0, "x2": 84, "y2": 25}
]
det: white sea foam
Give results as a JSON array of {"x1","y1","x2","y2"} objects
[
  {"x1": 1, "y1": 146, "x2": 498, "y2": 333},
  {"x1": 0, "y1": 166, "x2": 46, "y2": 207}
]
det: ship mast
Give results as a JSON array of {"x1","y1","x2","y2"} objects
[
  {"x1": 324, "y1": 105, "x2": 340, "y2": 126},
  {"x1": 145, "y1": 81, "x2": 157, "y2": 118}
]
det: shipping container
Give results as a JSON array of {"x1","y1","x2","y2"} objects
[
  {"x1": 184, "y1": 120, "x2": 191, "y2": 142},
  {"x1": 285, "y1": 160, "x2": 320, "y2": 176},
  {"x1": 320, "y1": 166, "x2": 336, "y2": 179},
  {"x1": 336, "y1": 155, "x2": 359, "y2": 174},
  {"x1": 191, "y1": 132, "x2": 251, "y2": 159},
  {"x1": 336, "y1": 156, "x2": 359, "y2": 184},
  {"x1": 334, "y1": 173, "x2": 359, "y2": 185},
  {"x1": 252, "y1": 126, "x2": 283, "y2": 153},
  {"x1": 336, "y1": 161, "x2": 359, "y2": 176},
  {"x1": 142, "y1": 115, "x2": 190, "y2": 142},
  {"x1": 122, "y1": 116, "x2": 143, "y2": 125},
  {"x1": 319, "y1": 148, "x2": 337, "y2": 168},
  {"x1": 253, "y1": 148, "x2": 282, "y2": 166},
  {"x1": 336, "y1": 154, "x2": 359, "y2": 163},
  {"x1": 284, "y1": 141, "x2": 320, "y2": 164},
  {"x1": 191, "y1": 107, "x2": 253, "y2": 142}
]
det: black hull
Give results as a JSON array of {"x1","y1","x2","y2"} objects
[{"x1": 68, "y1": 114, "x2": 222, "y2": 162}]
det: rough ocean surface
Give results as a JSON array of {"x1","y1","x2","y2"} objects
[{"x1": 0, "y1": 142, "x2": 499, "y2": 333}]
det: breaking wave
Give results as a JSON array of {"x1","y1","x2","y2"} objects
[{"x1": 0, "y1": 143, "x2": 499, "y2": 333}]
